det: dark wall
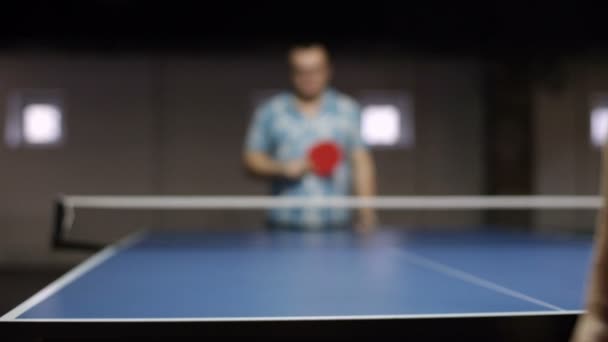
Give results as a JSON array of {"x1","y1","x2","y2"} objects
[
  {"x1": 0, "y1": 51, "x2": 484, "y2": 266},
  {"x1": 533, "y1": 61, "x2": 607, "y2": 231}
]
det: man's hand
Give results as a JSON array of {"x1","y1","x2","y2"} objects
[
  {"x1": 352, "y1": 148, "x2": 378, "y2": 234},
  {"x1": 281, "y1": 159, "x2": 310, "y2": 180},
  {"x1": 572, "y1": 313, "x2": 608, "y2": 342},
  {"x1": 244, "y1": 152, "x2": 309, "y2": 180},
  {"x1": 572, "y1": 139, "x2": 608, "y2": 342},
  {"x1": 356, "y1": 209, "x2": 378, "y2": 234}
]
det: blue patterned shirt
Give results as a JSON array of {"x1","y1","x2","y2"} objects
[{"x1": 245, "y1": 88, "x2": 365, "y2": 229}]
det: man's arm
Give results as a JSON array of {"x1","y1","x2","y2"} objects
[
  {"x1": 243, "y1": 151, "x2": 309, "y2": 180},
  {"x1": 243, "y1": 152, "x2": 284, "y2": 177},
  {"x1": 588, "y1": 212, "x2": 608, "y2": 320},
  {"x1": 243, "y1": 105, "x2": 310, "y2": 181},
  {"x1": 352, "y1": 147, "x2": 378, "y2": 230},
  {"x1": 572, "y1": 143, "x2": 608, "y2": 341}
]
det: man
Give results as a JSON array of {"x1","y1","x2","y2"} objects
[
  {"x1": 572, "y1": 142, "x2": 608, "y2": 341},
  {"x1": 243, "y1": 43, "x2": 377, "y2": 231}
]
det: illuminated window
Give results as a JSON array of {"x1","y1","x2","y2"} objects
[
  {"x1": 362, "y1": 105, "x2": 401, "y2": 145},
  {"x1": 591, "y1": 102, "x2": 608, "y2": 147},
  {"x1": 359, "y1": 91, "x2": 414, "y2": 148},
  {"x1": 4, "y1": 90, "x2": 65, "y2": 148},
  {"x1": 23, "y1": 104, "x2": 63, "y2": 145}
]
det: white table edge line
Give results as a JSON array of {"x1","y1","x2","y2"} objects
[
  {"x1": 3, "y1": 310, "x2": 585, "y2": 322},
  {"x1": 0, "y1": 232, "x2": 146, "y2": 320}
]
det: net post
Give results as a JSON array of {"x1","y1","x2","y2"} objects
[
  {"x1": 51, "y1": 195, "x2": 65, "y2": 249},
  {"x1": 51, "y1": 194, "x2": 102, "y2": 251}
]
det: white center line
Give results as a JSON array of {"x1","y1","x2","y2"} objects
[{"x1": 397, "y1": 249, "x2": 565, "y2": 311}]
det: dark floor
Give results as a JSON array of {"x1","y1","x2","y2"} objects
[{"x1": 0, "y1": 268, "x2": 67, "y2": 316}]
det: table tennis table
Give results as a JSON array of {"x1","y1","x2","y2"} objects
[{"x1": 0, "y1": 226, "x2": 594, "y2": 341}]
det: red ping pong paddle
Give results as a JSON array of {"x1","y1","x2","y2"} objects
[{"x1": 308, "y1": 141, "x2": 342, "y2": 177}]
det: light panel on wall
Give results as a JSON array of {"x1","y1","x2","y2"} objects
[
  {"x1": 591, "y1": 106, "x2": 608, "y2": 147},
  {"x1": 361, "y1": 105, "x2": 401, "y2": 145},
  {"x1": 358, "y1": 91, "x2": 414, "y2": 148},
  {"x1": 23, "y1": 104, "x2": 63, "y2": 145},
  {"x1": 4, "y1": 90, "x2": 65, "y2": 148}
]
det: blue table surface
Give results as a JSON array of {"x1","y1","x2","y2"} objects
[{"x1": 15, "y1": 227, "x2": 594, "y2": 319}]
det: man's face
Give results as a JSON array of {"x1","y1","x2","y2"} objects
[{"x1": 289, "y1": 47, "x2": 331, "y2": 100}]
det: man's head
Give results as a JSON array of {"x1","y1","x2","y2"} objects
[{"x1": 288, "y1": 43, "x2": 331, "y2": 100}]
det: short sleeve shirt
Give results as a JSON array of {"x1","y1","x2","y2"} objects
[{"x1": 245, "y1": 88, "x2": 366, "y2": 229}]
